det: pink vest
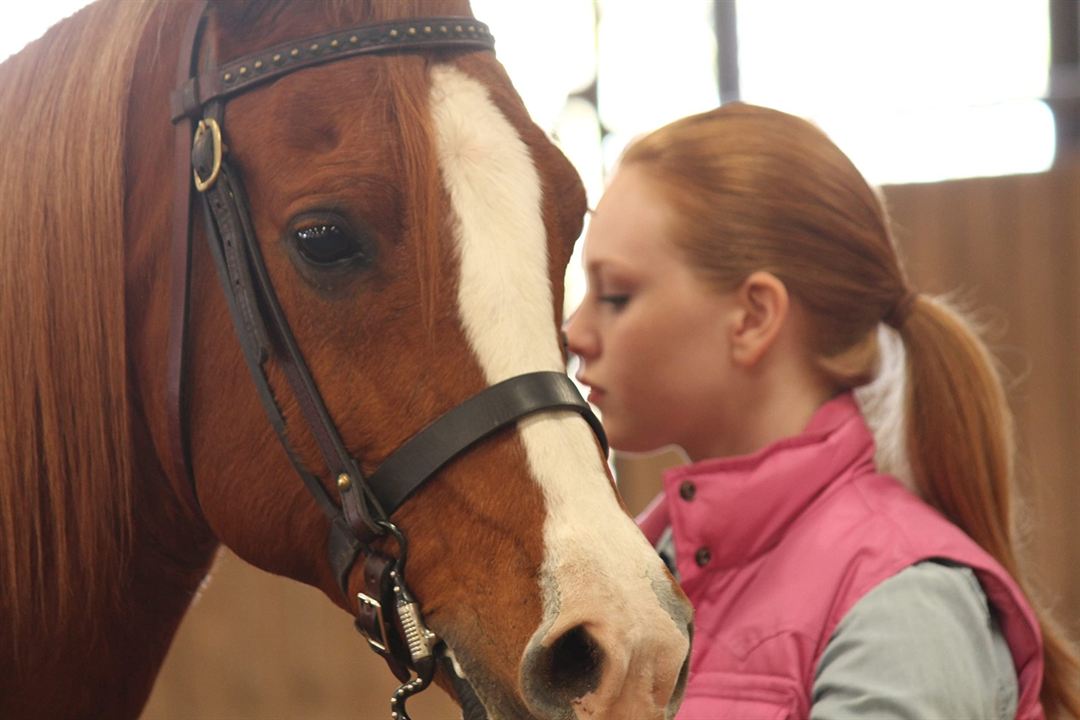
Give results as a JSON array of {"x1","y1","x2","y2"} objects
[{"x1": 638, "y1": 395, "x2": 1044, "y2": 720}]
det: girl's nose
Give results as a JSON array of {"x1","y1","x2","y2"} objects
[{"x1": 562, "y1": 307, "x2": 594, "y2": 360}]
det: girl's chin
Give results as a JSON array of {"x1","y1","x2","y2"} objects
[{"x1": 606, "y1": 430, "x2": 678, "y2": 457}]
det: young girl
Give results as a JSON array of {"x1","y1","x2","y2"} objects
[{"x1": 564, "y1": 103, "x2": 1080, "y2": 719}]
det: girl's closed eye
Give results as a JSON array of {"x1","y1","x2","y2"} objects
[{"x1": 599, "y1": 294, "x2": 630, "y2": 310}]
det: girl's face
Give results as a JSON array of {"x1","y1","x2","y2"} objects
[{"x1": 565, "y1": 167, "x2": 741, "y2": 459}]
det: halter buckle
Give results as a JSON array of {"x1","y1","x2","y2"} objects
[
  {"x1": 357, "y1": 591, "x2": 390, "y2": 654},
  {"x1": 192, "y1": 118, "x2": 223, "y2": 192}
]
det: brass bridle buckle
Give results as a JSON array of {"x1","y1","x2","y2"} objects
[{"x1": 192, "y1": 118, "x2": 223, "y2": 192}]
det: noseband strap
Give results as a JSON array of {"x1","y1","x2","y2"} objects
[
  {"x1": 167, "y1": 5, "x2": 606, "y2": 717},
  {"x1": 364, "y1": 371, "x2": 607, "y2": 524}
]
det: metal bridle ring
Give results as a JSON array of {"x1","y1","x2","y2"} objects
[
  {"x1": 192, "y1": 117, "x2": 223, "y2": 192},
  {"x1": 376, "y1": 520, "x2": 409, "y2": 572}
]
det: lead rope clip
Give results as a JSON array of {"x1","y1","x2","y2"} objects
[
  {"x1": 388, "y1": 562, "x2": 439, "y2": 718},
  {"x1": 373, "y1": 524, "x2": 439, "y2": 720}
]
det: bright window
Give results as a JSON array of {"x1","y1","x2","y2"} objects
[
  {"x1": 736, "y1": 0, "x2": 1054, "y2": 184},
  {"x1": 0, "y1": 1, "x2": 90, "y2": 62}
]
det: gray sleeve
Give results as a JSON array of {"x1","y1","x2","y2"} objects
[{"x1": 811, "y1": 561, "x2": 1017, "y2": 720}]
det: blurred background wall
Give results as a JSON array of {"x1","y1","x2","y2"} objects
[{"x1": 2, "y1": 1, "x2": 1074, "y2": 718}]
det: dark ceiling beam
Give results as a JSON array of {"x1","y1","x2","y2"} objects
[
  {"x1": 715, "y1": 0, "x2": 740, "y2": 104},
  {"x1": 1049, "y1": 0, "x2": 1080, "y2": 158}
]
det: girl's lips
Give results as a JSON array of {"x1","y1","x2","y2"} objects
[{"x1": 576, "y1": 375, "x2": 604, "y2": 405}]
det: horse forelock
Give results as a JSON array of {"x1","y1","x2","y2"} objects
[{"x1": 0, "y1": 0, "x2": 159, "y2": 650}]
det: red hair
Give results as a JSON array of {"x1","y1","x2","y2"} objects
[{"x1": 622, "y1": 102, "x2": 1080, "y2": 718}]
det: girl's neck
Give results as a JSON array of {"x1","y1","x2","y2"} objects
[{"x1": 689, "y1": 361, "x2": 836, "y2": 463}]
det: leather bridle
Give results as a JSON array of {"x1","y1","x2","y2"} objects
[{"x1": 165, "y1": 4, "x2": 607, "y2": 718}]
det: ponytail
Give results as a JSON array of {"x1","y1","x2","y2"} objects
[{"x1": 898, "y1": 295, "x2": 1080, "y2": 720}]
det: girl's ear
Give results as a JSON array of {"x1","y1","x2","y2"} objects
[{"x1": 730, "y1": 271, "x2": 789, "y2": 368}]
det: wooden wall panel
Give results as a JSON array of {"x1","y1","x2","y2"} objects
[
  {"x1": 143, "y1": 157, "x2": 1079, "y2": 717},
  {"x1": 885, "y1": 160, "x2": 1080, "y2": 627}
]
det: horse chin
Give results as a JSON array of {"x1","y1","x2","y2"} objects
[{"x1": 439, "y1": 641, "x2": 540, "y2": 720}]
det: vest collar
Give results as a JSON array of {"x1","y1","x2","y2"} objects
[{"x1": 659, "y1": 393, "x2": 877, "y2": 577}]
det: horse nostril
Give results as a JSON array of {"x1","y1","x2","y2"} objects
[
  {"x1": 546, "y1": 624, "x2": 604, "y2": 699},
  {"x1": 523, "y1": 623, "x2": 606, "y2": 713}
]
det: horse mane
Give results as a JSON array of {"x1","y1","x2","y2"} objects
[{"x1": 0, "y1": 0, "x2": 157, "y2": 646}]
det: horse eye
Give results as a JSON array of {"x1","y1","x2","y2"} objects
[{"x1": 293, "y1": 222, "x2": 367, "y2": 267}]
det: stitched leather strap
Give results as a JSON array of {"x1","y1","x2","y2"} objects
[
  {"x1": 198, "y1": 145, "x2": 371, "y2": 525},
  {"x1": 171, "y1": 17, "x2": 492, "y2": 122}
]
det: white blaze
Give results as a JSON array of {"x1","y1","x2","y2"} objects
[{"x1": 429, "y1": 62, "x2": 685, "y2": 701}]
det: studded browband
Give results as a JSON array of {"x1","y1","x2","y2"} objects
[{"x1": 171, "y1": 16, "x2": 494, "y2": 122}]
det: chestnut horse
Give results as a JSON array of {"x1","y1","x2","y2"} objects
[{"x1": 0, "y1": 1, "x2": 692, "y2": 718}]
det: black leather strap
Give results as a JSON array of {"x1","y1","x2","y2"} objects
[
  {"x1": 198, "y1": 147, "x2": 374, "y2": 524},
  {"x1": 368, "y1": 372, "x2": 607, "y2": 516}
]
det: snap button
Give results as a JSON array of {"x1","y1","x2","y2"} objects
[
  {"x1": 694, "y1": 547, "x2": 711, "y2": 567},
  {"x1": 678, "y1": 481, "x2": 696, "y2": 501}
]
